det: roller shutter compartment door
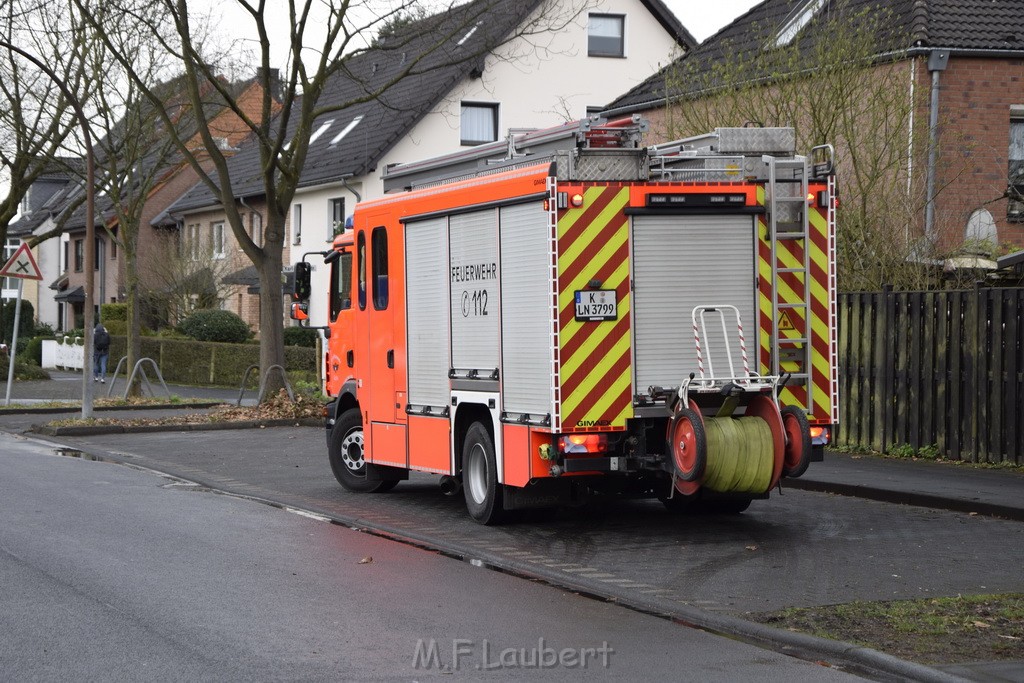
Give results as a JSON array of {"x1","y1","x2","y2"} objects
[
  {"x1": 499, "y1": 202, "x2": 552, "y2": 417},
  {"x1": 405, "y1": 217, "x2": 449, "y2": 410},
  {"x1": 632, "y1": 214, "x2": 758, "y2": 392}
]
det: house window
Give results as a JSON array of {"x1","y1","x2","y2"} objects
[
  {"x1": 63, "y1": 241, "x2": 69, "y2": 272},
  {"x1": 250, "y1": 212, "x2": 263, "y2": 247},
  {"x1": 2, "y1": 238, "x2": 18, "y2": 294},
  {"x1": 212, "y1": 221, "x2": 225, "y2": 258},
  {"x1": 461, "y1": 102, "x2": 499, "y2": 145},
  {"x1": 330, "y1": 197, "x2": 346, "y2": 237},
  {"x1": 292, "y1": 204, "x2": 302, "y2": 245},
  {"x1": 94, "y1": 237, "x2": 103, "y2": 269},
  {"x1": 74, "y1": 239, "x2": 84, "y2": 272},
  {"x1": 588, "y1": 14, "x2": 625, "y2": 57},
  {"x1": 775, "y1": 0, "x2": 825, "y2": 47},
  {"x1": 1008, "y1": 112, "x2": 1024, "y2": 223},
  {"x1": 187, "y1": 223, "x2": 201, "y2": 260}
]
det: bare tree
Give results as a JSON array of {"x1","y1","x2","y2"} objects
[
  {"x1": 143, "y1": 230, "x2": 236, "y2": 328},
  {"x1": 0, "y1": 1, "x2": 91, "y2": 248},
  {"x1": 661, "y1": 2, "x2": 970, "y2": 291},
  {"x1": 81, "y1": 4, "x2": 193, "y2": 394},
  {"x1": 71, "y1": 0, "x2": 583, "y2": 392}
]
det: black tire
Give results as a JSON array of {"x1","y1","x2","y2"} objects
[
  {"x1": 659, "y1": 492, "x2": 697, "y2": 514},
  {"x1": 328, "y1": 408, "x2": 391, "y2": 493},
  {"x1": 462, "y1": 421, "x2": 505, "y2": 525},
  {"x1": 701, "y1": 497, "x2": 753, "y2": 515},
  {"x1": 781, "y1": 405, "x2": 812, "y2": 478}
]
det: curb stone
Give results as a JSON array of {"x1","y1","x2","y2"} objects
[
  {"x1": 33, "y1": 418, "x2": 322, "y2": 436},
  {"x1": 1, "y1": 401, "x2": 223, "y2": 416}
]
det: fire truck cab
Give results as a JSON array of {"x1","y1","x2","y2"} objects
[{"x1": 294, "y1": 116, "x2": 838, "y2": 525}]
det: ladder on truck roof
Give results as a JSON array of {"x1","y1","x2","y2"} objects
[
  {"x1": 382, "y1": 116, "x2": 648, "y2": 192},
  {"x1": 764, "y1": 154, "x2": 814, "y2": 412}
]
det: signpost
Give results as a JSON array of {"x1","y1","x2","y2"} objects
[{"x1": 1, "y1": 243, "x2": 44, "y2": 405}]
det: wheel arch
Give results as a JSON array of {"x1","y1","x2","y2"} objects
[{"x1": 453, "y1": 402, "x2": 493, "y2": 476}]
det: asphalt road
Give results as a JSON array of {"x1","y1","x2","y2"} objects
[
  {"x1": 1, "y1": 434, "x2": 859, "y2": 681},
  {"x1": 43, "y1": 426, "x2": 1024, "y2": 618}
]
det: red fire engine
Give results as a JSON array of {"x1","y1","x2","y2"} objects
[{"x1": 293, "y1": 116, "x2": 838, "y2": 524}]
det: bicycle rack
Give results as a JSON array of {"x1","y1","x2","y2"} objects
[
  {"x1": 107, "y1": 356, "x2": 172, "y2": 400},
  {"x1": 237, "y1": 364, "x2": 295, "y2": 406}
]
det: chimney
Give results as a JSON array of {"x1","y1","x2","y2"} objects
[{"x1": 256, "y1": 67, "x2": 281, "y2": 102}]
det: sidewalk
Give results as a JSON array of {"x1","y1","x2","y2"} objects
[
  {"x1": 2, "y1": 369, "x2": 249, "y2": 405},
  {"x1": 791, "y1": 450, "x2": 1024, "y2": 522}
]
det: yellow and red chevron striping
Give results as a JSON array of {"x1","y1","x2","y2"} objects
[
  {"x1": 557, "y1": 186, "x2": 633, "y2": 431},
  {"x1": 757, "y1": 198, "x2": 833, "y2": 422}
]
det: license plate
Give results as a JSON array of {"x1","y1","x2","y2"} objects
[{"x1": 574, "y1": 290, "x2": 617, "y2": 321}]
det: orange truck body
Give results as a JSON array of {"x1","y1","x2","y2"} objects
[{"x1": 314, "y1": 119, "x2": 838, "y2": 520}]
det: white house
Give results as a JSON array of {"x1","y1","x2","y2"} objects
[{"x1": 286, "y1": 0, "x2": 693, "y2": 326}]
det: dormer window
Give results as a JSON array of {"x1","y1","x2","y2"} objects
[
  {"x1": 588, "y1": 14, "x2": 625, "y2": 57},
  {"x1": 774, "y1": 0, "x2": 825, "y2": 47}
]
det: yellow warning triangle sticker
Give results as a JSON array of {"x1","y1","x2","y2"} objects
[
  {"x1": 0, "y1": 242, "x2": 43, "y2": 281},
  {"x1": 778, "y1": 310, "x2": 796, "y2": 331}
]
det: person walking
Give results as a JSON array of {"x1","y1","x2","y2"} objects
[{"x1": 93, "y1": 323, "x2": 110, "y2": 383}]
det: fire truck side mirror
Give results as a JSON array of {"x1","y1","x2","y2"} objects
[
  {"x1": 290, "y1": 301, "x2": 309, "y2": 321},
  {"x1": 293, "y1": 261, "x2": 312, "y2": 301}
]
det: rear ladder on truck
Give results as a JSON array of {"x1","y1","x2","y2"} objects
[{"x1": 764, "y1": 155, "x2": 814, "y2": 411}]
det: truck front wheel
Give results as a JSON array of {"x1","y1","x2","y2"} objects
[
  {"x1": 462, "y1": 421, "x2": 505, "y2": 525},
  {"x1": 328, "y1": 408, "x2": 395, "y2": 493}
]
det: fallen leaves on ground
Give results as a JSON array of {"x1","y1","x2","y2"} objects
[{"x1": 47, "y1": 389, "x2": 323, "y2": 429}]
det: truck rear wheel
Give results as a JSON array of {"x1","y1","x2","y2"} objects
[
  {"x1": 328, "y1": 408, "x2": 396, "y2": 493},
  {"x1": 462, "y1": 421, "x2": 505, "y2": 525}
]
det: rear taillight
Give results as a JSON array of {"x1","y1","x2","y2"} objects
[{"x1": 558, "y1": 434, "x2": 608, "y2": 454}]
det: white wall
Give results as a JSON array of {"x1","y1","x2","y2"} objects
[{"x1": 291, "y1": 0, "x2": 682, "y2": 326}]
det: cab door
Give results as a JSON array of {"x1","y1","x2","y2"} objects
[{"x1": 360, "y1": 214, "x2": 407, "y2": 467}]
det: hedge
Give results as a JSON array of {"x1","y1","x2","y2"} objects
[{"x1": 108, "y1": 335, "x2": 316, "y2": 387}]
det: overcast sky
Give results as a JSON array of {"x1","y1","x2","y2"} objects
[{"x1": 667, "y1": 0, "x2": 760, "y2": 42}]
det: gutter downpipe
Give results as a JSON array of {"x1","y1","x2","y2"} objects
[
  {"x1": 341, "y1": 174, "x2": 361, "y2": 204},
  {"x1": 924, "y1": 49, "x2": 950, "y2": 245}
]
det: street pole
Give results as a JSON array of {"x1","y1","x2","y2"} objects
[
  {"x1": 3, "y1": 278, "x2": 23, "y2": 406},
  {"x1": 0, "y1": 40, "x2": 95, "y2": 417}
]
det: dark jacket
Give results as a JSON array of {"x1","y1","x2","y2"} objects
[{"x1": 94, "y1": 325, "x2": 110, "y2": 353}]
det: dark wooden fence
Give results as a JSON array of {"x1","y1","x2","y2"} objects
[{"x1": 838, "y1": 285, "x2": 1024, "y2": 464}]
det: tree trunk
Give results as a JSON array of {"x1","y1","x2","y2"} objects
[
  {"x1": 124, "y1": 234, "x2": 143, "y2": 397},
  {"x1": 257, "y1": 217, "x2": 286, "y2": 400}
]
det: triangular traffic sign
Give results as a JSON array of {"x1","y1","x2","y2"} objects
[{"x1": 0, "y1": 242, "x2": 43, "y2": 281}]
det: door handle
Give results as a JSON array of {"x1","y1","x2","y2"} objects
[
  {"x1": 387, "y1": 350, "x2": 394, "y2": 369},
  {"x1": 346, "y1": 350, "x2": 354, "y2": 367}
]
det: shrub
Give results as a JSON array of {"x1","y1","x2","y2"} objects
[
  {"x1": 103, "y1": 320, "x2": 129, "y2": 336},
  {"x1": 101, "y1": 303, "x2": 128, "y2": 322},
  {"x1": 0, "y1": 355, "x2": 50, "y2": 380},
  {"x1": 178, "y1": 309, "x2": 251, "y2": 343},
  {"x1": 16, "y1": 336, "x2": 45, "y2": 365},
  {"x1": 34, "y1": 321, "x2": 55, "y2": 337},
  {"x1": 283, "y1": 326, "x2": 318, "y2": 348},
  {"x1": 0, "y1": 299, "x2": 35, "y2": 345}
]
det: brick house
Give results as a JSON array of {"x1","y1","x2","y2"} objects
[
  {"x1": 602, "y1": 0, "x2": 1024, "y2": 283},
  {"x1": 12, "y1": 76, "x2": 274, "y2": 331}
]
